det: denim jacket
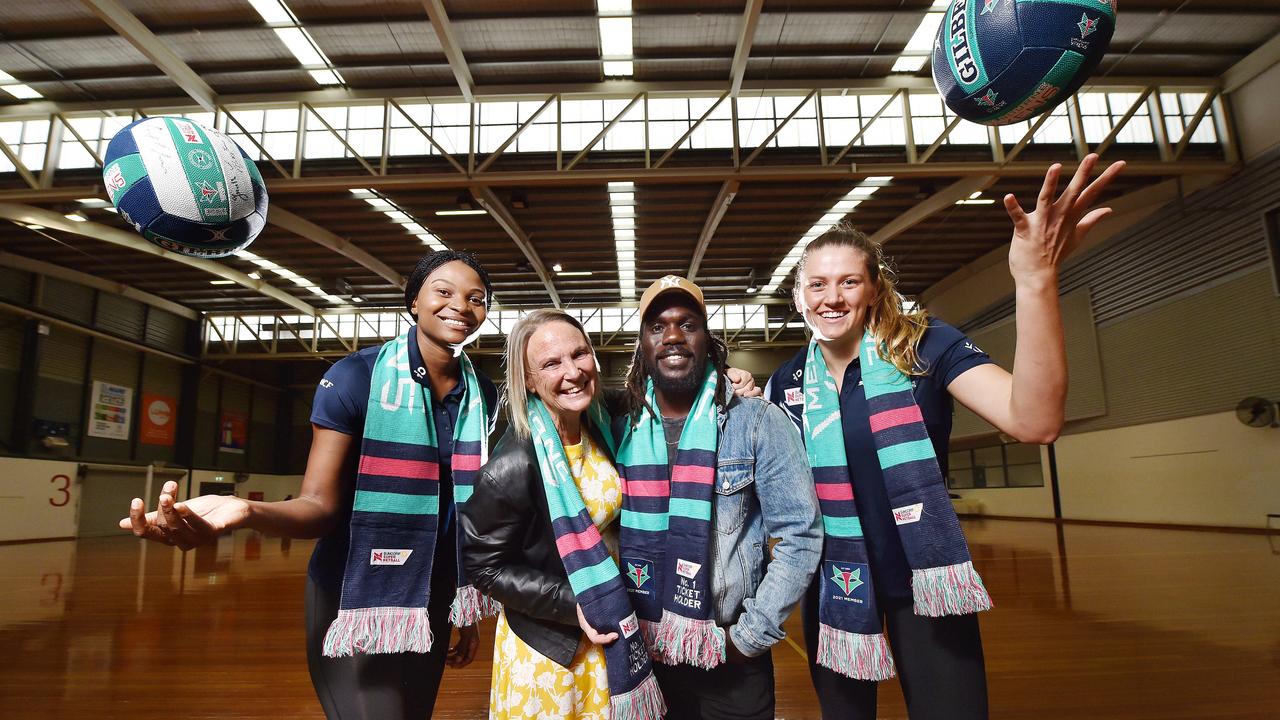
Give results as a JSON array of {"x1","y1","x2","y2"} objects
[{"x1": 615, "y1": 389, "x2": 823, "y2": 657}]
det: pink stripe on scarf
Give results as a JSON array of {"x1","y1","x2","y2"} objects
[
  {"x1": 815, "y1": 482, "x2": 854, "y2": 501},
  {"x1": 555, "y1": 527, "x2": 603, "y2": 556},
  {"x1": 672, "y1": 464, "x2": 715, "y2": 485},
  {"x1": 358, "y1": 455, "x2": 440, "y2": 480},
  {"x1": 451, "y1": 454, "x2": 482, "y2": 472},
  {"x1": 868, "y1": 405, "x2": 924, "y2": 433},
  {"x1": 626, "y1": 480, "x2": 669, "y2": 497}
]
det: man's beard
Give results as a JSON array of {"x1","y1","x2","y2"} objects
[{"x1": 646, "y1": 353, "x2": 708, "y2": 395}]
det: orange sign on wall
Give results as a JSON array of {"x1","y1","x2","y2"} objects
[{"x1": 139, "y1": 393, "x2": 177, "y2": 446}]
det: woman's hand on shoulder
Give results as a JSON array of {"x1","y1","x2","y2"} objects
[
  {"x1": 1005, "y1": 154, "x2": 1125, "y2": 286},
  {"x1": 727, "y1": 367, "x2": 763, "y2": 398}
]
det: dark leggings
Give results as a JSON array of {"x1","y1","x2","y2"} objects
[
  {"x1": 802, "y1": 578, "x2": 989, "y2": 720},
  {"x1": 304, "y1": 544, "x2": 457, "y2": 720}
]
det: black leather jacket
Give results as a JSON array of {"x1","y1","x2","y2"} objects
[{"x1": 460, "y1": 420, "x2": 616, "y2": 668}]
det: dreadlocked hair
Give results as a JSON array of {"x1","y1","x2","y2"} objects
[
  {"x1": 623, "y1": 315, "x2": 731, "y2": 422},
  {"x1": 794, "y1": 221, "x2": 930, "y2": 377},
  {"x1": 404, "y1": 250, "x2": 494, "y2": 317}
]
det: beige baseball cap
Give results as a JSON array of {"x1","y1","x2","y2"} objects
[{"x1": 638, "y1": 275, "x2": 706, "y2": 321}]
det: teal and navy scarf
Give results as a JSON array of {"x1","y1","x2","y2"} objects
[
  {"x1": 322, "y1": 331, "x2": 498, "y2": 657},
  {"x1": 528, "y1": 397, "x2": 666, "y2": 720},
  {"x1": 803, "y1": 332, "x2": 992, "y2": 680},
  {"x1": 617, "y1": 367, "x2": 726, "y2": 669}
]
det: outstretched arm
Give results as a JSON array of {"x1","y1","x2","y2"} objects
[
  {"x1": 120, "y1": 425, "x2": 354, "y2": 549},
  {"x1": 948, "y1": 154, "x2": 1125, "y2": 443}
]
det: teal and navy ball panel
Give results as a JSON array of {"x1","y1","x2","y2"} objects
[
  {"x1": 101, "y1": 116, "x2": 269, "y2": 259},
  {"x1": 933, "y1": 0, "x2": 1115, "y2": 126}
]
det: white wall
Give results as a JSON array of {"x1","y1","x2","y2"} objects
[
  {"x1": 953, "y1": 447, "x2": 1058, "y2": 519},
  {"x1": 1056, "y1": 410, "x2": 1280, "y2": 529},
  {"x1": 1229, "y1": 53, "x2": 1280, "y2": 161},
  {"x1": 0, "y1": 458, "x2": 82, "y2": 541}
]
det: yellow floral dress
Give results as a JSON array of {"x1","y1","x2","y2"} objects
[{"x1": 489, "y1": 432, "x2": 622, "y2": 720}]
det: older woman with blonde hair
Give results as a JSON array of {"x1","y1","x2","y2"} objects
[{"x1": 460, "y1": 309, "x2": 664, "y2": 720}]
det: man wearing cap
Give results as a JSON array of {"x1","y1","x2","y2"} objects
[{"x1": 613, "y1": 274, "x2": 822, "y2": 719}]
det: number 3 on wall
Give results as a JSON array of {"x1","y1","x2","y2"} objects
[{"x1": 49, "y1": 474, "x2": 71, "y2": 507}]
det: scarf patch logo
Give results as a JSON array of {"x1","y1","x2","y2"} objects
[
  {"x1": 676, "y1": 558, "x2": 702, "y2": 579},
  {"x1": 619, "y1": 612, "x2": 640, "y2": 639},
  {"x1": 626, "y1": 561, "x2": 652, "y2": 590},
  {"x1": 826, "y1": 561, "x2": 870, "y2": 603},
  {"x1": 370, "y1": 549, "x2": 413, "y2": 565},
  {"x1": 893, "y1": 503, "x2": 924, "y2": 525}
]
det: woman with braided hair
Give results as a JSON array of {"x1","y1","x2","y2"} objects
[{"x1": 122, "y1": 250, "x2": 501, "y2": 720}]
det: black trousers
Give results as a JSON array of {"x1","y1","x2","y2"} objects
[
  {"x1": 802, "y1": 578, "x2": 989, "y2": 720},
  {"x1": 304, "y1": 539, "x2": 457, "y2": 720},
  {"x1": 653, "y1": 651, "x2": 775, "y2": 720}
]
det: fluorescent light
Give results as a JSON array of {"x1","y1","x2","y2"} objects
[
  {"x1": 309, "y1": 69, "x2": 344, "y2": 86},
  {"x1": 292, "y1": 277, "x2": 315, "y2": 287},
  {"x1": 609, "y1": 192, "x2": 635, "y2": 205},
  {"x1": 272, "y1": 267, "x2": 298, "y2": 278},
  {"x1": 274, "y1": 27, "x2": 326, "y2": 67},
  {"x1": 77, "y1": 198, "x2": 105, "y2": 205},
  {"x1": 603, "y1": 61, "x2": 634, "y2": 78},
  {"x1": 597, "y1": 0, "x2": 632, "y2": 13},
  {"x1": 436, "y1": 209, "x2": 488, "y2": 216},
  {"x1": 598, "y1": 17, "x2": 633, "y2": 58},
  {"x1": 615, "y1": 239, "x2": 635, "y2": 250},
  {"x1": 608, "y1": 181, "x2": 634, "y2": 191},
  {"x1": 558, "y1": 271, "x2": 593, "y2": 277},
  {"x1": 384, "y1": 211, "x2": 410, "y2": 222},
  {"x1": 0, "y1": 71, "x2": 14, "y2": 83},
  {"x1": 64, "y1": 212, "x2": 87, "y2": 222},
  {"x1": 2, "y1": 84, "x2": 42, "y2": 100},
  {"x1": 248, "y1": 272, "x2": 262, "y2": 279},
  {"x1": 210, "y1": 280, "x2": 235, "y2": 285},
  {"x1": 893, "y1": 56, "x2": 928, "y2": 73},
  {"x1": 247, "y1": 0, "x2": 293, "y2": 24},
  {"x1": 365, "y1": 198, "x2": 392, "y2": 209},
  {"x1": 351, "y1": 296, "x2": 364, "y2": 303},
  {"x1": 612, "y1": 217, "x2": 635, "y2": 229},
  {"x1": 307, "y1": 285, "x2": 326, "y2": 295},
  {"x1": 401, "y1": 222, "x2": 427, "y2": 234},
  {"x1": 350, "y1": 189, "x2": 374, "y2": 198}
]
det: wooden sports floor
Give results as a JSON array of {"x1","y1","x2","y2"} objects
[{"x1": 2, "y1": 518, "x2": 1277, "y2": 719}]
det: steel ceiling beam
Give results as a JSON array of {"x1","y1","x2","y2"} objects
[
  {"x1": 0, "y1": 76, "x2": 1223, "y2": 119},
  {"x1": 267, "y1": 206, "x2": 405, "y2": 289},
  {"x1": 0, "y1": 203, "x2": 316, "y2": 314},
  {"x1": 870, "y1": 176, "x2": 998, "y2": 246},
  {"x1": 469, "y1": 185, "x2": 561, "y2": 308},
  {"x1": 423, "y1": 0, "x2": 475, "y2": 103},
  {"x1": 0, "y1": 250, "x2": 198, "y2": 320},
  {"x1": 730, "y1": 0, "x2": 765, "y2": 97},
  {"x1": 688, "y1": 180, "x2": 739, "y2": 280},
  {"x1": 78, "y1": 0, "x2": 217, "y2": 112}
]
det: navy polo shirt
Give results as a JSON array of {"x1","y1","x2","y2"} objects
[
  {"x1": 765, "y1": 318, "x2": 991, "y2": 600},
  {"x1": 307, "y1": 331, "x2": 498, "y2": 591}
]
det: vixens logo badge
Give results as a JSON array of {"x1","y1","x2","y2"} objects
[
  {"x1": 626, "y1": 562, "x2": 651, "y2": 589},
  {"x1": 1077, "y1": 13, "x2": 1099, "y2": 38},
  {"x1": 830, "y1": 564, "x2": 865, "y2": 596},
  {"x1": 974, "y1": 89, "x2": 1000, "y2": 110},
  {"x1": 979, "y1": 0, "x2": 1010, "y2": 14}
]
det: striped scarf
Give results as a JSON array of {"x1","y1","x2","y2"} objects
[
  {"x1": 528, "y1": 397, "x2": 665, "y2": 720},
  {"x1": 803, "y1": 333, "x2": 992, "y2": 680},
  {"x1": 322, "y1": 331, "x2": 498, "y2": 657},
  {"x1": 617, "y1": 367, "x2": 726, "y2": 669}
]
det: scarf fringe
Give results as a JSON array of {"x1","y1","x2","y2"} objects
[
  {"x1": 608, "y1": 672, "x2": 667, "y2": 720},
  {"x1": 650, "y1": 609, "x2": 725, "y2": 669},
  {"x1": 816, "y1": 623, "x2": 896, "y2": 681},
  {"x1": 639, "y1": 618, "x2": 661, "y2": 655},
  {"x1": 911, "y1": 561, "x2": 994, "y2": 617},
  {"x1": 321, "y1": 606, "x2": 433, "y2": 657},
  {"x1": 448, "y1": 584, "x2": 502, "y2": 626}
]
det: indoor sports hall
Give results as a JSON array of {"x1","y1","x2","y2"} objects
[{"x1": 0, "y1": 1, "x2": 1277, "y2": 719}]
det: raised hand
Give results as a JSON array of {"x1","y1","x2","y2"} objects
[
  {"x1": 120, "y1": 480, "x2": 250, "y2": 550},
  {"x1": 1004, "y1": 154, "x2": 1126, "y2": 284},
  {"x1": 726, "y1": 366, "x2": 763, "y2": 398}
]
